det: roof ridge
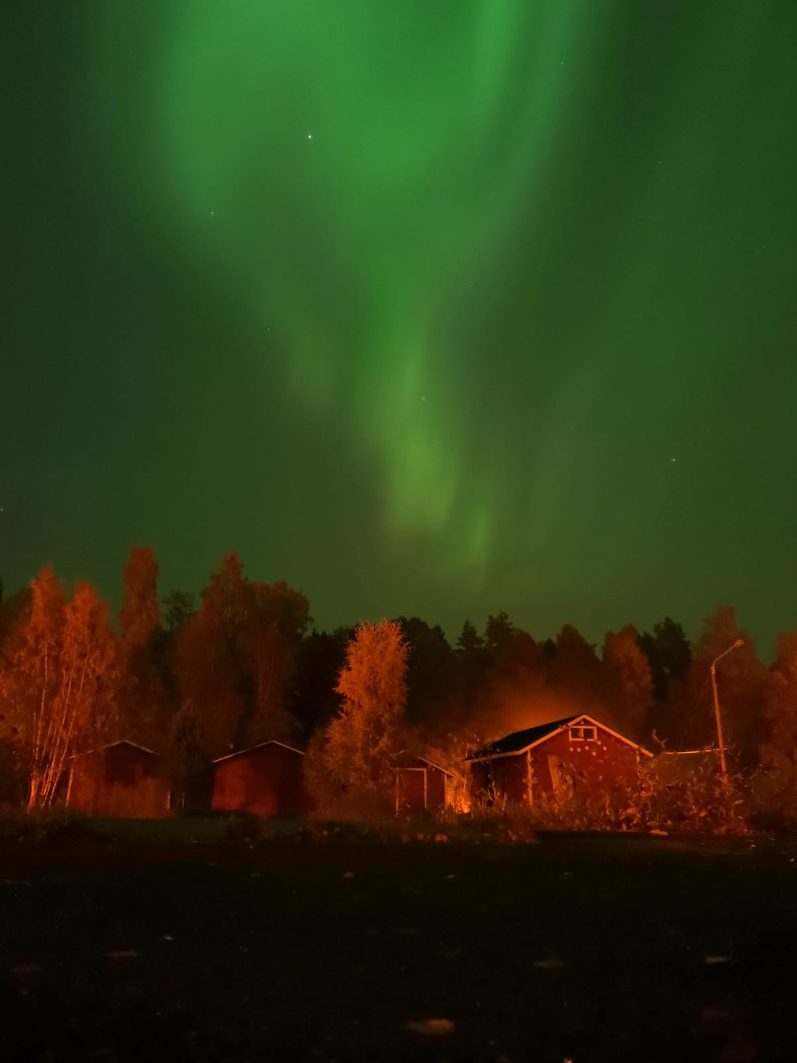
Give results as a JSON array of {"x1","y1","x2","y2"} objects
[{"x1": 212, "y1": 739, "x2": 305, "y2": 764}]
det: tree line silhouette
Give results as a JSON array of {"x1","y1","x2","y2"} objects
[{"x1": 0, "y1": 549, "x2": 794, "y2": 812}]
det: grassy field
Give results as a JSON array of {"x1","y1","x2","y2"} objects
[{"x1": 1, "y1": 824, "x2": 796, "y2": 1061}]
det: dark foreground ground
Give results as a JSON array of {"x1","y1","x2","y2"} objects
[{"x1": 1, "y1": 827, "x2": 796, "y2": 1062}]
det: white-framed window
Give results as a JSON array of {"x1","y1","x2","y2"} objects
[{"x1": 569, "y1": 725, "x2": 597, "y2": 741}]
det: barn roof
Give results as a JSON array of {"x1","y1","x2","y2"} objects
[
  {"x1": 468, "y1": 716, "x2": 579, "y2": 761},
  {"x1": 212, "y1": 740, "x2": 305, "y2": 765},
  {"x1": 467, "y1": 713, "x2": 652, "y2": 762},
  {"x1": 70, "y1": 740, "x2": 161, "y2": 759}
]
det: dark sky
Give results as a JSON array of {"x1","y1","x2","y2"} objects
[{"x1": 2, "y1": 1, "x2": 796, "y2": 655}]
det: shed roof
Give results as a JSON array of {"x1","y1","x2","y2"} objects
[
  {"x1": 468, "y1": 716, "x2": 578, "y2": 761},
  {"x1": 391, "y1": 752, "x2": 464, "y2": 781},
  {"x1": 212, "y1": 740, "x2": 305, "y2": 765},
  {"x1": 467, "y1": 713, "x2": 652, "y2": 762},
  {"x1": 70, "y1": 740, "x2": 160, "y2": 760}
]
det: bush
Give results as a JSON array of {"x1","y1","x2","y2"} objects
[
  {"x1": 635, "y1": 755, "x2": 747, "y2": 833},
  {"x1": 449, "y1": 756, "x2": 750, "y2": 835}
]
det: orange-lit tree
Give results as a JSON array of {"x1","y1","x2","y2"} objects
[
  {"x1": 1, "y1": 568, "x2": 117, "y2": 809},
  {"x1": 760, "y1": 633, "x2": 797, "y2": 809},
  {"x1": 674, "y1": 607, "x2": 766, "y2": 760},
  {"x1": 602, "y1": 625, "x2": 653, "y2": 740},
  {"x1": 324, "y1": 620, "x2": 408, "y2": 799}
]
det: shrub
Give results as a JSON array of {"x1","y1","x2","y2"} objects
[
  {"x1": 636, "y1": 755, "x2": 747, "y2": 833},
  {"x1": 453, "y1": 755, "x2": 750, "y2": 835}
]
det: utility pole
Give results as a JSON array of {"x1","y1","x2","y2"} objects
[{"x1": 710, "y1": 639, "x2": 744, "y2": 776}]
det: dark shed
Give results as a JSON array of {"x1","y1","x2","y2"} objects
[
  {"x1": 66, "y1": 741, "x2": 169, "y2": 818},
  {"x1": 468, "y1": 713, "x2": 652, "y2": 806},
  {"x1": 212, "y1": 740, "x2": 308, "y2": 817},
  {"x1": 392, "y1": 753, "x2": 461, "y2": 814}
]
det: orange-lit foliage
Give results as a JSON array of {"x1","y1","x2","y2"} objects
[
  {"x1": 322, "y1": 620, "x2": 408, "y2": 802},
  {"x1": 674, "y1": 607, "x2": 767, "y2": 760},
  {"x1": 602, "y1": 625, "x2": 653, "y2": 740},
  {"x1": 459, "y1": 754, "x2": 747, "y2": 836},
  {"x1": 754, "y1": 633, "x2": 797, "y2": 825},
  {"x1": 0, "y1": 568, "x2": 117, "y2": 809},
  {"x1": 762, "y1": 632, "x2": 797, "y2": 775}
]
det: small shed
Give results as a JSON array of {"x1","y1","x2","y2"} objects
[
  {"x1": 66, "y1": 741, "x2": 169, "y2": 818},
  {"x1": 392, "y1": 753, "x2": 461, "y2": 814},
  {"x1": 468, "y1": 713, "x2": 652, "y2": 806},
  {"x1": 212, "y1": 740, "x2": 308, "y2": 817}
]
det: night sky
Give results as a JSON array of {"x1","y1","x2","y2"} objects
[{"x1": 3, "y1": 2, "x2": 796, "y2": 653}]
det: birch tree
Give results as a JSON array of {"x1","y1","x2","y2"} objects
[{"x1": 2, "y1": 568, "x2": 117, "y2": 809}]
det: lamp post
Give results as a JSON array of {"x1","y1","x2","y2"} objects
[{"x1": 710, "y1": 639, "x2": 744, "y2": 776}]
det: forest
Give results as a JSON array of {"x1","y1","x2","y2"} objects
[{"x1": 0, "y1": 548, "x2": 795, "y2": 824}]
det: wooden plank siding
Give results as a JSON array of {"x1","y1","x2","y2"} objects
[
  {"x1": 66, "y1": 742, "x2": 169, "y2": 819},
  {"x1": 212, "y1": 742, "x2": 309, "y2": 817},
  {"x1": 469, "y1": 715, "x2": 650, "y2": 806}
]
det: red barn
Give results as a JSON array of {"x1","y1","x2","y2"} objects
[
  {"x1": 66, "y1": 741, "x2": 169, "y2": 818},
  {"x1": 468, "y1": 714, "x2": 652, "y2": 806},
  {"x1": 391, "y1": 753, "x2": 461, "y2": 814},
  {"x1": 212, "y1": 740, "x2": 308, "y2": 817}
]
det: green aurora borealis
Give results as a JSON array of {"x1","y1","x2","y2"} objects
[{"x1": 3, "y1": 1, "x2": 796, "y2": 650}]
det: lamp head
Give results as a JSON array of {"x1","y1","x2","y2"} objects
[{"x1": 734, "y1": 639, "x2": 744, "y2": 647}]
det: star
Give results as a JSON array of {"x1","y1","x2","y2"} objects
[{"x1": 307, "y1": 134, "x2": 313, "y2": 140}]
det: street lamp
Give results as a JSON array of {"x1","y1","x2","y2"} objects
[{"x1": 710, "y1": 639, "x2": 744, "y2": 775}]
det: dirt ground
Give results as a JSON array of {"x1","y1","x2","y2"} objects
[{"x1": 1, "y1": 828, "x2": 796, "y2": 1061}]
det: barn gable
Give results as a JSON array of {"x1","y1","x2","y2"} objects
[
  {"x1": 391, "y1": 752, "x2": 463, "y2": 814},
  {"x1": 66, "y1": 740, "x2": 169, "y2": 818},
  {"x1": 468, "y1": 714, "x2": 652, "y2": 763},
  {"x1": 467, "y1": 713, "x2": 651, "y2": 807},
  {"x1": 212, "y1": 740, "x2": 308, "y2": 817},
  {"x1": 212, "y1": 740, "x2": 305, "y2": 765}
]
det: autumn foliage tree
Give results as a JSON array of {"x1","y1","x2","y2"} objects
[
  {"x1": 172, "y1": 552, "x2": 310, "y2": 764},
  {"x1": 602, "y1": 625, "x2": 653, "y2": 740},
  {"x1": 673, "y1": 607, "x2": 766, "y2": 761},
  {"x1": 321, "y1": 620, "x2": 408, "y2": 800},
  {"x1": 761, "y1": 633, "x2": 797, "y2": 782},
  {"x1": 117, "y1": 547, "x2": 166, "y2": 749},
  {"x1": 0, "y1": 567, "x2": 116, "y2": 809}
]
